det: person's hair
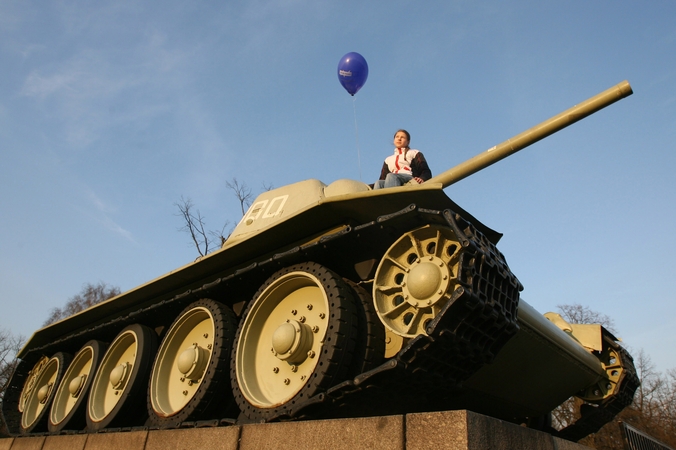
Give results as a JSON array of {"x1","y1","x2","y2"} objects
[{"x1": 394, "y1": 129, "x2": 411, "y2": 148}]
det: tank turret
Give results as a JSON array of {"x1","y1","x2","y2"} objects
[{"x1": 2, "y1": 82, "x2": 636, "y2": 443}]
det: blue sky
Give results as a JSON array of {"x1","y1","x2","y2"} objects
[{"x1": 1, "y1": 1, "x2": 675, "y2": 372}]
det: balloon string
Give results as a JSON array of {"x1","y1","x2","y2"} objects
[{"x1": 352, "y1": 97, "x2": 362, "y2": 181}]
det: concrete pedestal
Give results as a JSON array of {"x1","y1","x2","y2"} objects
[{"x1": 0, "y1": 410, "x2": 590, "y2": 450}]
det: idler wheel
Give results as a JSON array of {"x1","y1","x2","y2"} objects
[
  {"x1": 20, "y1": 352, "x2": 71, "y2": 434},
  {"x1": 373, "y1": 225, "x2": 462, "y2": 338},
  {"x1": 0, "y1": 355, "x2": 50, "y2": 436},
  {"x1": 18, "y1": 356, "x2": 49, "y2": 414},
  {"x1": 231, "y1": 262, "x2": 358, "y2": 420},
  {"x1": 148, "y1": 299, "x2": 237, "y2": 428},
  {"x1": 86, "y1": 324, "x2": 157, "y2": 431}
]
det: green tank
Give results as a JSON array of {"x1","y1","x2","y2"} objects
[{"x1": 1, "y1": 81, "x2": 638, "y2": 442}]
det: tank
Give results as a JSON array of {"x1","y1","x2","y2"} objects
[{"x1": 1, "y1": 81, "x2": 638, "y2": 442}]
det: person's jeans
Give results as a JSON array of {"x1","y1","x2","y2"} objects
[{"x1": 373, "y1": 173, "x2": 412, "y2": 189}]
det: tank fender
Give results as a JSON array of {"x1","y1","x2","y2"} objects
[{"x1": 544, "y1": 312, "x2": 604, "y2": 352}]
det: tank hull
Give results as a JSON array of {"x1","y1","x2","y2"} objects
[
  {"x1": 3, "y1": 82, "x2": 638, "y2": 441},
  {"x1": 3, "y1": 187, "x2": 637, "y2": 440}
]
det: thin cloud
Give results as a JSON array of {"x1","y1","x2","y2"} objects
[
  {"x1": 87, "y1": 190, "x2": 115, "y2": 214},
  {"x1": 80, "y1": 188, "x2": 135, "y2": 244},
  {"x1": 99, "y1": 215, "x2": 135, "y2": 243},
  {"x1": 19, "y1": 41, "x2": 187, "y2": 148},
  {"x1": 22, "y1": 69, "x2": 82, "y2": 98}
]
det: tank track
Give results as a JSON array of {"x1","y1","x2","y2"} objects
[
  {"x1": 1, "y1": 356, "x2": 35, "y2": 436},
  {"x1": 287, "y1": 208, "x2": 523, "y2": 420},
  {"x1": 555, "y1": 337, "x2": 640, "y2": 442},
  {"x1": 2, "y1": 204, "x2": 631, "y2": 441}
]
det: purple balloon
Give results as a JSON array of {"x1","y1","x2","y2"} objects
[{"x1": 337, "y1": 52, "x2": 368, "y2": 96}]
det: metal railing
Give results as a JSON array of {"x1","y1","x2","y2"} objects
[{"x1": 621, "y1": 421, "x2": 675, "y2": 450}]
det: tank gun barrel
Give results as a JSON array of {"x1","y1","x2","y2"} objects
[{"x1": 426, "y1": 80, "x2": 633, "y2": 188}]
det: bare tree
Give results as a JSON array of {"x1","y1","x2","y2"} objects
[
  {"x1": 43, "y1": 282, "x2": 121, "y2": 326},
  {"x1": 0, "y1": 328, "x2": 24, "y2": 437},
  {"x1": 176, "y1": 196, "x2": 210, "y2": 257},
  {"x1": 176, "y1": 178, "x2": 268, "y2": 257},
  {"x1": 618, "y1": 350, "x2": 676, "y2": 446},
  {"x1": 226, "y1": 178, "x2": 253, "y2": 216},
  {"x1": 262, "y1": 182, "x2": 275, "y2": 192},
  {"x1": 175, "y1": 196, "x2": 229, "y2": 256},
  {"x1": 557, "y1": 303, "x2": 617, "y2": 335}
]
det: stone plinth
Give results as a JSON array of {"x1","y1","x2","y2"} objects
[{"x1": 0, "y1": 410, "x2": 591, "y2": 450}]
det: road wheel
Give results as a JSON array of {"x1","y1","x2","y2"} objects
[
  {"x1": 20, "y1": 352, "x2": 71, "y2": 434},
  {"x1": 148, "y1": 299, "x2": 237, "y2": 428},
  {"x1": 48, "y1": 340, "x2": 107, "y2": 433},
  {"x1": 86, "y1": 324, "x2": 157, "y2": 431},
  {"x1": 231, "y1": 262, "x2": 358, "y2": 420}
]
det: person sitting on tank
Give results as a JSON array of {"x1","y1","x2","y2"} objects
[{"x1": 373, "y1": 129, "x2": 432, "y2": 189}]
